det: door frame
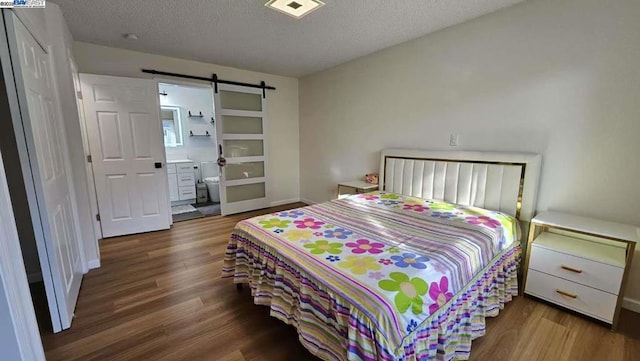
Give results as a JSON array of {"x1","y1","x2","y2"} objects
[
  {"x1": 154, "y1": 77, "x2": 218, "y2": 213},
  {"x1": 70, "y1": 58, "x2": 103, "y2": 247},
  {"x1": 155, "y1": 77, "x2": 214, "y2": 90}
]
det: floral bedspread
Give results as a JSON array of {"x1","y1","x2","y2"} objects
[{"x1": 223, "y1": 191, "x2": 518, "y2": 360}]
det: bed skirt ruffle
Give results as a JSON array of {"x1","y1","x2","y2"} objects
[{"x1": 223, "y1": 230, "x2": 521, "y2": 361}]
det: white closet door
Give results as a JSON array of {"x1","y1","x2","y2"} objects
[
  {"x1": 80, "y1": 74, "x2": 171, "y2": 237},
  {"x1": 214, "y1": 84, "x2": 269, "y2": 215},
  {"x1": 6, "y1": 13, "x2": 83, "y2": 332}
]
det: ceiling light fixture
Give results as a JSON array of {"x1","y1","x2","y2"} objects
[
  {"x1": 265, "y1": 0, "x2": 325, "y2": 19},
  {"x1": 123, "y1": 33, "x2": 138, "y2": 41}
]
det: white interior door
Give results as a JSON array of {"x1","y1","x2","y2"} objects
[
  {"x1": 213, "y1": 84, "x2": 269, "y2": 215},
  {"x1": 6, "y1": 13, "x2": 83, "y2": 332},
  {"x1": 80, "y1": 74, "x2": 170, "y2": 237}
]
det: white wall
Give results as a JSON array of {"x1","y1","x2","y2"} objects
[
  {"x1": 159, "y1": 83, "x2": 218, "y2": 176},
  {"x1": 74, "y1": 42, "x2": 300, "y2": 206},
  {"x1": 299, "y1": 0, "x2": 640, "y2": 304}
]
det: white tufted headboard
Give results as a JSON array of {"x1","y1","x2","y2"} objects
[{"x1": 379, "y1": 149, "x2": 541, "y2": 222}]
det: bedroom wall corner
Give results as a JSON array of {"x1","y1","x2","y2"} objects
[{"x1": 298, "y1": 0, "x2": 640, "y2": 306}]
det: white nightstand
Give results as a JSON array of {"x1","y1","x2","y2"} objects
[
  {"x1": 337, "y1": 180, "x2": 379, "y2": 199},
  {"x1": 522, "y1": 211, "x2": 638, "y2": 330}
]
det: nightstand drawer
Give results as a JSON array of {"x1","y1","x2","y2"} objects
[
  {"x1": 529, "y1": 245, "x2": 624, "y2": 294},
  {"x1": 526, "y1": 270, "x2": 617, "y2": 323}
]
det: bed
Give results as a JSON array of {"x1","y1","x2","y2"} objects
[{"x1": 222, "y1": 149, "x2": 541, "y2": 361}]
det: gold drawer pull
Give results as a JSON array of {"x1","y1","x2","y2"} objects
[
  {"x1": 560, "y1": 265, "x2": 583, "y2": 274},
  {"x1": 556, "y1": 289, "x2": 578, "y2": 299}
]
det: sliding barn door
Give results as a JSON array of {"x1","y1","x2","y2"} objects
[
  {"x1": 5, "y1": 13, "x2": 83, "y2": 332},
  {"x1": 214, "y1": 84, "x2": 269, "y2": 215},
  {"x1": 80, "y1": 74, "x2": 170, "y2": 237}
]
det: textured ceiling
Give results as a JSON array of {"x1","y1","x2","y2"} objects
[{"x1": 53, "y1": 0, "x2": 525, "y2": 77}]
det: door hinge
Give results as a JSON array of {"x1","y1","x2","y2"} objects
[
  {"x1": 96, "y1": 214, "x2": 100, "y2": 222},
  {"x1": 87, "y1": 155, "x2": 92, "y2": 163},
  {"x1": 77, "y1": 91, "x2": 83, "y2": 99}
]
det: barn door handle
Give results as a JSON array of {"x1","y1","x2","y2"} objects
[{"x1": 217, "y1": 144, "x2": 226, "y2": 167}]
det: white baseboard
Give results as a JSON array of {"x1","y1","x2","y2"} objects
[
  {"x1": 622, "y1": 297, "x2": 640, "y2": 313},
  {"x1": 87, "y1": 258, "x2": 101, "y2": 270},
  {"x1": 269, "y1": 198, "x2": 300, "y2": 207},
  {"x1": 299, "y1": 198, "x2": 317, "y2": 205},
  {"x1": 27, "y1": 272, "x2": 42, "y2": 284}
]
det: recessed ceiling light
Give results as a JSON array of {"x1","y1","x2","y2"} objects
[
  {"x1": 265, "y1": 0, "x2": 325, "y2": 19},
  {"x1": 123, "y1": 33, "x2": 138, "y2": 41}
]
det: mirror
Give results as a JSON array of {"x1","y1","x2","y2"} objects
[{"x1": 161, "y1": 106, "x2": 183, "y2": 147}]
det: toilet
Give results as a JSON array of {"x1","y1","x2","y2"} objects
[{"x1": 200, "y1": 161, "x2": 220, "y2": 203}]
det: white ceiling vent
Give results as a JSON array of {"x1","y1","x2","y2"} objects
[{"x1": 265, "y1": 0, "x2": 325, "y2": 19}]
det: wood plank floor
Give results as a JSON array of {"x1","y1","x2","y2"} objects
[{"x1": 39, "y1": 203, "x2": 640, "y2": 361}]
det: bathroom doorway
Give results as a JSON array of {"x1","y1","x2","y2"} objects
[{"x1": 158, "y1": 81, "x2": 221, "y2": 222}]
